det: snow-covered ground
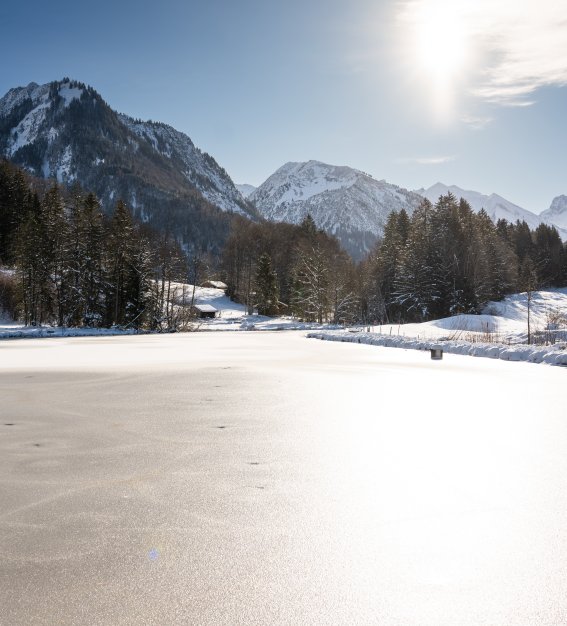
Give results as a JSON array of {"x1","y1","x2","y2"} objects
[
  {"x1": 0, "y1": 284, "x2": 332, "y2": 339},
  {"x1": 365, "y1": 288, "x2": 567, "y2": 344},
  {"x1": 167, "y1": 282, "x2": 334, "y2": 332},
  {"x1": 3, "y1": 285, "x2": 567, "y2": 368},
  {"x1": 0, "y1": 322, "x2": 139, "y2": 340},
  {"x1": 309, "y1": 288, "x2": 567, "y2": 367}
]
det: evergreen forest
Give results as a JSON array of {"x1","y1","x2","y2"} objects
[{"x1": 1, "y1": 160, "x2": 566, "y2": 330}]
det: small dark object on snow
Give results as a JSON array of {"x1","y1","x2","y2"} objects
[{"x1": 430, "y1": 348, "x2": 443, "y2": 360}]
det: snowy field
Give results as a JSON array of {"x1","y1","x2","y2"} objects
[
  {"x1": 166, "y1": 282, "x2": 333, "y2": 331},
  {"x1": 1, "y1": 332, "x2": 567, "y2": 625},
  {"x1": 2, "y1": 286, "x2": 567, "y2": 368},
  {"x1": 367, "y1": 288, "x2": 567, "y2": 344},
  {"x1": 310, "y1": 288, "x2": 567, "y2": 367},
  {"x1": 0, "y1": 283, "x2": 333, "y2": 339}
]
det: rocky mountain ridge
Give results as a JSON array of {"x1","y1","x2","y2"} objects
[
  {"x1": 249, "y1": 160, "x2": 424, "y2": 260},
  {"x1": 416, "y1": 182, "x2": 567, "y2": 239},
  {"x1": 0, "y1": 79, "x2": 256, "y2": 253}
]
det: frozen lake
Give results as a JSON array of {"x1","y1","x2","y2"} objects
[{"x1": 1, "y1": 332, "x2": 566, "y2": 625}]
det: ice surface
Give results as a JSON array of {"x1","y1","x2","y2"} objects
[{"x1": 2, "y1": 286, "x2": 566, "y2": 366}]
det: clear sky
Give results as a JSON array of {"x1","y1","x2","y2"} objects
[{"x1": 1, "y1": 0, "x2": 566, "y2": 214}]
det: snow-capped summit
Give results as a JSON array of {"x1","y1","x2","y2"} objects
[
  {"x1": 0, "y1": 79, "x2": 255, "y2": 224},
  {"x1": 250, "y1": 160, "x2": 423, "y2": 259},
  {"x1": 416, "y1": 183, "x2": 542, "y2": 227},
  {"x1": 416, "y1": 182, "x2": 567, "y2": 239},
  {"x1": 540, "y1": 195, "x2": 567, "y2": 231},
  {"x1": 0, "y1": 80, "x2": 85, "y2": 161},
  {"x1": 236, "y1": 183, "x2": 256, "y2": 199}
]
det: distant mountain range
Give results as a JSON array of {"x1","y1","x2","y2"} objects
[
  {"x1": 1, "y1": 79, "x2": 566, "y2": 261},
  {"x1": 416, "y1": 183, "x2": 567, "y2": 239},
  {"x1": 244, "y1": 166, "x2": 567, "y2": 258},
  {"x1": 235, "y1": 183, "x2": 256, "y2": 199},
  {"x1": 0, "y1": 79, "x2": 256, "y2": 253},
  {"x1": 541, "y1": 195, "x2": 567, "y2": 231},
  {"x1": 248, "y1": 160, "x2": 423, "y2": 260}
]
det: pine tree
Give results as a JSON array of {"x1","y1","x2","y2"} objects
[
  {"x1": 0, "y1": 163, "x2": 31, "y2": 265},
  {"x1": 291, "y1": 243, "x2": 329, "y2": 323},
  {"x1": 67, "y1": 191, "x2": 106, "y2": 326},
  {"x1": 16, "y1": 192, "x2": 45, "y2": 325},
  {"x1": 105, "y1": 200, "x2": 135, "y2": 326},
  {"x1": 299, "y1": 214, "x2": 318, "y2": 240},
  {"x1": 393, "y1": 200, "x2": 439, "y2": 321},
  {"x1": 255, "y1": 253, "x2": 279, "y2": 316},
  {"x1": 372, "y1": 209, "x2": 410, "y2": 322},
  {"x1": 533, "y1": 223, "x2": 564, "y2": 287},
  {"x1": 42, "y1": 184, "x2": 69, "y2": 325}
]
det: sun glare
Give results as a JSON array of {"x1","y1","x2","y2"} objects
[
  {"x1": 415, "y1": 7, "x2": 466, "y2": 80},
  {"x1": 403, "y1": 1, "x2": 471, "y2": 119}
]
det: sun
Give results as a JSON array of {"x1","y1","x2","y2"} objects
[
  {"x1": 414, "y1": 5, "x2": 467, "y2": 82},
  {"x1": 401, "y1": 0, "x2": 471, "y2": 118}
]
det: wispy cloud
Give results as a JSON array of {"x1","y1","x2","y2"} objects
[
  {"x1": 398, "y1": 0, "x2": 567, "y2": 106},
  {"x1": 460, "y1": 114, "x2": 493, "y2": 130},
  {"x1": 396, "y1": 155, "x2": 456, "y2": 165}
]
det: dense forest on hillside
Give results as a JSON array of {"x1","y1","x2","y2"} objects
[
  {"x1": 0, "y1": 160, "x2": 357, "y2": 327},
  {"x1": 360, "y1": 196, "x2": 567, "y2": 323},
  {"x1": 0, "y1": 160, "x2": 191, "y2": 329},
  {"x1": 0, "y1": 80, "x2": 254, "y2": 256},
  {"x1": 1, "y1": 160, "x2": 566, "y2": 329}
]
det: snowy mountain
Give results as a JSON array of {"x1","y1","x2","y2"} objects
[
  {"x1": 117, "y1": 114, "x2": 252, "y2": 216},
  {"x1": 540, "y1": 195, "x2": 567, "y2": 231},
  {"x1": 416, "y1": 183, "x2": 541, "y2": 226},
  {"x1": 417, "y1": 183, "x2": 567, "y2": 239},
  {"x1": 0, "y1": 79, "x2": 256, "y2": 251},
  {"x1": 250, "y1": 160, "x2": 423, "y2": 260},
  {"x1": 236, "y1": 183, "x2": 256, "y2": 198}
]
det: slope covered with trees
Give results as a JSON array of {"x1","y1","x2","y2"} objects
[
  {"x1": 360, "y1": 194, "x2": 567, "y2": 324},
  {"x1": 0, "y1": 160, "x2": 190, "y2": 329},
  {"x1": 0, "y1": 79, "x2": 256, "y2": 257},
  {"x1": 2, "y1": 161, "x2": 566, "y2": 331}
]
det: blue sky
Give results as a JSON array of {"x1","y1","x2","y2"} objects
[{"x1": 1, "y1": 0, "x2": 566, "y2": 214}]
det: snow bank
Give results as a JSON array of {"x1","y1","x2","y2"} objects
[
  {"x1": 0, "y1": 325, "x2": 139, "y2": 340},
  {"x1": 369, "y1": 288, "x2": 567, "y2": 344},
  {"x1": 307, "y1": 330, "x2": 567, "y2": 367}
]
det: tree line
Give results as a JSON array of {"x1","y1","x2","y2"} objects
[
  {"x1": 221, "y1": 214, "x2": 358, "y2": 323},
  {"x1": 359, "y1": 194, "x2": 567, "y2": 323},
  {"x1": 1, "y1": 160, "x2": 566, "y2": 328},
  {"x1": 0, "y1": 160, "x2": 193, "y2": 329}
]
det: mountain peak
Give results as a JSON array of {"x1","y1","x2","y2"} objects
[
  {"x1": 540, "y1": 195, "x2": 567, "y2": 230},
  {"x1": 250, "y1": 159, "x2": 423, "y2": 260},
  {"x1": 417, "y1": 182, "x2": 567, "y2": 239},
  {"x1": 0, "y1": 77, "x2": 257, "y2": 248}
]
